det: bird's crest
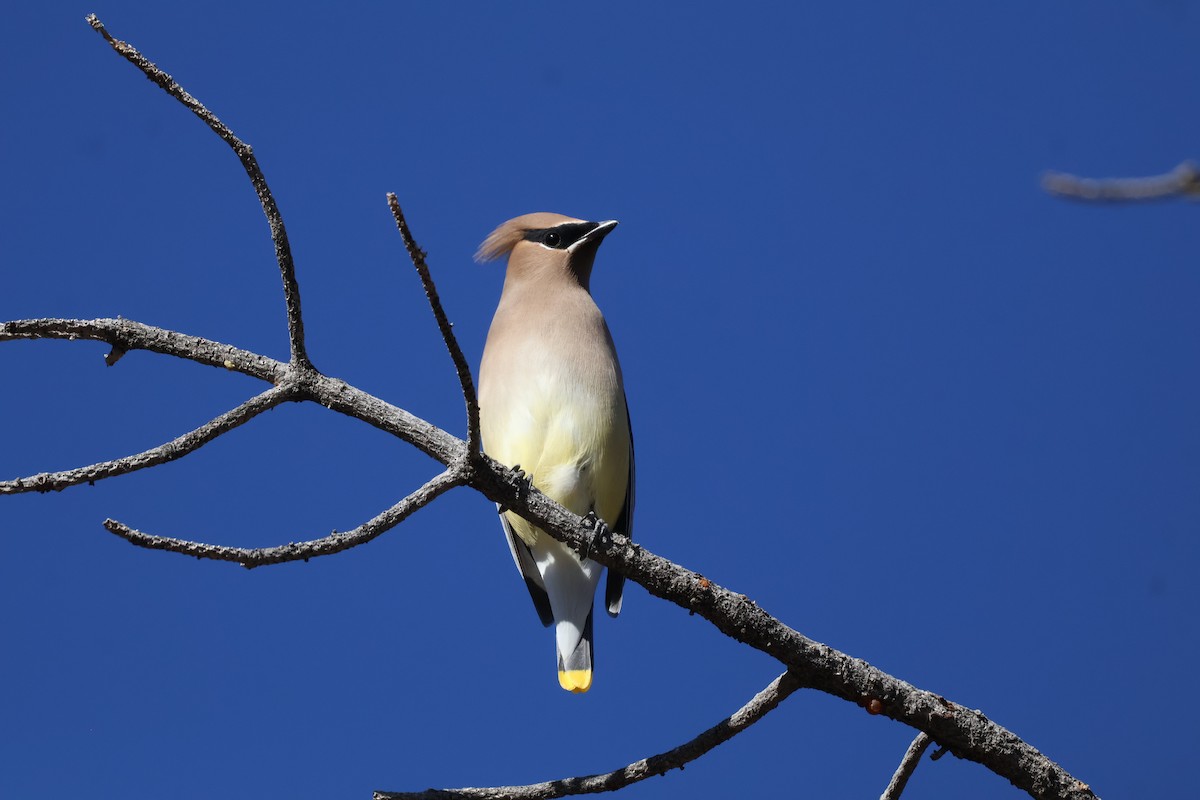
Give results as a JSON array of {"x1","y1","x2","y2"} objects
[{"x1": 475, "y1": 212, "x2": 581, "y2": 263}]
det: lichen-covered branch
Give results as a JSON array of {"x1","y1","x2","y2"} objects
[
  {"x1": 0, "y1": 385, "x2": 293, "y2": 494},
  {"x1": 387, "y1": 193, "x2": 482, "y2": 457},
  {"x1": 103, "y1": 467, "x2": 465, "y2": 567},
  {"x1": 374, "y1": 671, "x2": 805, "y2": 800},
  {"x1": 1043, "y1": 161, "x2": 1200, "y2": 202},
  {"x1": 86, "y1": 13, "x2": 311, "y2": 368},
  {"x1": 880, "y1": 732, "x2": 933, "y2": 800}
]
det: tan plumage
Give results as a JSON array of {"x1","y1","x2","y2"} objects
[{"x1": 477, "y1": 212, "x2": 634, "y2": 693}]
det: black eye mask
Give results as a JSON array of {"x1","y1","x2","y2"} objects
[{"x1": 522, "y1": 222, "x2": 598, "y2": 250}]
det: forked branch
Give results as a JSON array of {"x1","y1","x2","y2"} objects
[{"x1": 86, "y1": 13, "x2": 311, "y2": 368}]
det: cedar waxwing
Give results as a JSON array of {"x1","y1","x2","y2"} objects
[{"x1": 476, "y1": 212, "x2": 634, "y2": 694}]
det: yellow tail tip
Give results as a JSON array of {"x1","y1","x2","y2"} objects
[{"x1": 558, "y1": 669, "x2": 592, "y2": 693}]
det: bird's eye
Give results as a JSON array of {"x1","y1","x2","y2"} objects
[{"x1": 544, "y1": 231, "x2": 562, "y2": 247}]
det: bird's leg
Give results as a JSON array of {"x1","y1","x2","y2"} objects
[
  {"x1": 581, "y1": 508, "x2": 612, "y2": 560},
  {"x1": 498, "y1": 464, "x2": 532, "y2": 513}
]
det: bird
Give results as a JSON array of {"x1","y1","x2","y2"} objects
[{"x1": 476, "y1": 212, "x2": 634, "y2": 694}]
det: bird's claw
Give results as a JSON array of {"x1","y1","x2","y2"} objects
[
  {"x1": 581, "y1": 510, "x2": 612, "y2": 559},
  {"x1": 498, "y1": 465, "x2": 532, "y2": 513},
  {"x1": 512, "y1": 465, "x2": 532, "y2": 501}
]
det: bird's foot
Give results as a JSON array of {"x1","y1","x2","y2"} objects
[
  {"x1": 581, "y1": 510, "x2": 612, "y2": 559},
  {"x1": 498, "y1": 465, "x2": 532, "y2": 513},
  {"x1": 513, "y1": 465, "x2": 533, "y2": 502}
]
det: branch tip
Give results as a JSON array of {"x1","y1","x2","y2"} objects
[
  {"x1": 85, "y1": 14, "x2": 112, "y2": 42},
  {"x1": 104, "y1": 345, "x2": 127, "y2": 366}
]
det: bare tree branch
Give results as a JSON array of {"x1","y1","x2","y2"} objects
[
  {"x1": 104, "y1": 467, "x2": 466, "y2": 568},
  {"x1": 0, "y1": 16, "x2": 1105, "y2": 800},
  {"x1": 375, "y1": 671, "x2": 805, "y2": 800},
  {"x1": 0, "y1": 317, "x2": 288, "y2": 383},
  {"x1": 1, "y1": 310, "x2": 1094, "y2": 798},
  {"x1": 387, "y1": 193, "x2": 482, "y2": 457},
  {"x1": 0, "y1": 385, "x2": 293, "y2": 495},
  {"x1": 465, "y1": 467, "x2": 1099, "y2": 800},
  {"x1": 880, "y1": 732, "x2": 933, "y2": 800},
  {"x1": 1043, "y1": 161, "x2": 1200, "y2": 202},
  {"x1": 2, "y1": 338, "x2": 1101, "y2": 800},
  {"x1": 85, "y1": 13, "x2": 312, "y2": 368},
  {"x1": 0, "y1": 317, "x2": 460, "y2": 464}
]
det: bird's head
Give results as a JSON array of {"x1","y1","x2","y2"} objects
[{"x1": 476, "y1": 212, "x2": 618, "y2": 290}]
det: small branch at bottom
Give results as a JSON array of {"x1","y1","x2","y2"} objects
[{"x1": 374, "y1": 670, "x2": 804, "y2": 800}]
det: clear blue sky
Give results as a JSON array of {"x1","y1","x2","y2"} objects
[{"x1": 2, "y1": 3, "x2": 1196, "y2": 798}]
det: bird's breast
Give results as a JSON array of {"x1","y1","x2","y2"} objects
[{"x1": 479, "y1": 324, "x2": 629, "y2": 528}]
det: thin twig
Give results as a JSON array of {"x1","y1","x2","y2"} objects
[
  {"x1": 387, "y1": 193, "x2": 481, "y2": 456},
  {"x1": 1042, "y1": 161, "x2": 1200, "y2": 202},
  {"x1": 85, "y1": 14, "x2": 311, "y2": 368},
  {"x1": 104, "y1": 467, "x2": 465, "y2": 567},
  {"x1": 880, "y1": 732, "x2": 933, "y2": 800},
  {"x1": 375, "y1": 671, "x2": 805, "y2": 800},
  {"x1": 1, "y1": 386, "x2": 293, "y2": 494}
]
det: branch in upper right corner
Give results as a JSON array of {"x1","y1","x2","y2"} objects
[{"x1": 1043, "y1": 161, "x2": 1200, "y2": 202}]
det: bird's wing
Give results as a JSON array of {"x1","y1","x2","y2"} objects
[
  {"x1": 605, "y1": 397, "x2": 635, "y2": 617},
  {"x1": 500, "y1": 508, "x2": 555, "y2": 627}
]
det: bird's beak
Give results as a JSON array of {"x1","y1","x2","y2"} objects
[{"x1": 568, "y1": 219, "x2": 619, "y2": 252}]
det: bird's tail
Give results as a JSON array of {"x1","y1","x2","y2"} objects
[{"x1": 556, "y1": 609, "x2": 594, "y2": 693}]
